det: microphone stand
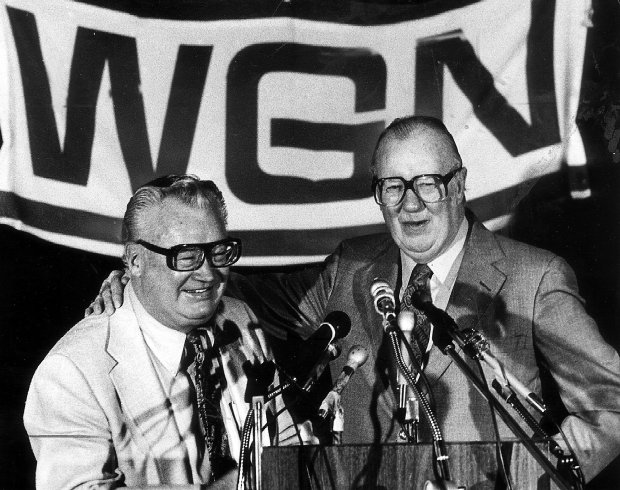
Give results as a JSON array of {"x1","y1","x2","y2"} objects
[
  {"x1": 236, "y1": 366, "x2": 297, "y2": 490},
  {"x1": 384, "y1": 318, "x2": 455, "y2": 487},
  {"x1": 424, "y1": 310, "x2": 577, "y2": 490}
]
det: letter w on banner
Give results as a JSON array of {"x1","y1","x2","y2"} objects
[{"x1": 0, "y1": 0, "x2": 591, "y2": 266}]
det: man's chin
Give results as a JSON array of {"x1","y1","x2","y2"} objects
[
  {"x1": 180, "y1": 309, "x2": 217, "y2": 327},
  {"x1": 401, "y1": 243, "x2": 438, "y2": 263}
]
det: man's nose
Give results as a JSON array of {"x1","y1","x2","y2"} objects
[
  {"x1": 191, "y1": 258, "x2": 218, "y2": 280},
  {"x1": 401, "y1": 188, "x2": 425, "y2": 212}
]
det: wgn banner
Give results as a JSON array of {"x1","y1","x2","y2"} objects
[{"x1": 0, "y1": 0, "x2": 590, "y2": 265}]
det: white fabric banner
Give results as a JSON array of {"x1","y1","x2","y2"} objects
[{"x1": 0, "y1": 0, "x2": 591, "y2": 265}]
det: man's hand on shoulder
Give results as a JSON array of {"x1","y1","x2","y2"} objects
[{"x1": 84, "y1": 270, "x2": 129, "y2": 317}]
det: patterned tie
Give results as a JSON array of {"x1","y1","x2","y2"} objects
[
  {"x1": 185, "y1": 329, "x2": 236, "y2": 481},
  {"x1": 400, "y1": 263, "x2": 434, "y2": 373}
]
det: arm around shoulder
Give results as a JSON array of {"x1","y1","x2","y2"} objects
[{"x1": 84, "y1": 270, "x2": 128, "y2": 317}]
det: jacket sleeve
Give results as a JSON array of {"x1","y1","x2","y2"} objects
[
  {"x1": 227, "y1": 245, "x2": 342, "y2": 340},
  {"x1": 532, "y1": 255, "x2": 620, "y2": 482},
  {"x1": 24, "y1": 353, "x2": 124, "y2": 489}
]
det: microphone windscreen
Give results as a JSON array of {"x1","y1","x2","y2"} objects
[
  {"x1": 370, "y1": 278, "x2": 396, "y2": 316},
  {"x1": 398, "y1": 310, "x2": 416, "y2": 334},
  {"x1": 370, "y1": 278, "x2": 392, "y2": 299},
  {"x1": 346, "y1": 345, "x2": 369, "y2": 370},
  {"x1": 323, "y1": 310, "x2": 351, "y2": 340},
  {"x1": 276, "y1": 320, "x2": 335, "y2": 381},
  {"x1": 242, "y1": 359, "x2": 276, "y2": 402}
]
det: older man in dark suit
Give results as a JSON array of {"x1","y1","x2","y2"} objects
[{"x1": 91, "y1": 117, "x2": 620, "y2": 483}]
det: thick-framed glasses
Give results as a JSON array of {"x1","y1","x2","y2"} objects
[
  {"x1": 372, "y1": 167, "x2": 462, "y2": 207},
  {"x1": 136, "y1": 237, "x2": 242, "y2": 271}
]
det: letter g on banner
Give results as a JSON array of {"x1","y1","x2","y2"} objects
[{"x1": 226, "y1": 43, "x2": 386, "y2": 204}]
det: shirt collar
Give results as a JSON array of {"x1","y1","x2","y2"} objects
[
  {"x1": 401, "y1": 216, "x2": 469, "y2": 286},
  {"x1": 127, "y1": 281, "x2": 187, "y2": 375}
]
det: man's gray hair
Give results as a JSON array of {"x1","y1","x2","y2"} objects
[
  {"x1": 370, "y1": 115, "x2": 463, "y2": 176},
  {"x1": 122, "y1": 174, "x2": 228, "y2": 244}
]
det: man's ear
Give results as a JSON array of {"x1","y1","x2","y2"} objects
[
  {"x1": 124, "y1": 243, "x2": 143, "y2": 276},
  {"x1": 456, "y1": 167, "x2": 467, "y2": 199}
]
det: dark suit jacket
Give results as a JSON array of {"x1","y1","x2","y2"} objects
[{"x1": 230, "y1": 217, "x2": 620, "y2": 481}]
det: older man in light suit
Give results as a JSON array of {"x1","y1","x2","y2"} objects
[
  {"x1": 90, "y1": 117, "x2": 620, "y2": 484},
  {"x1": 24, "y1": 176, "x2": 310, "y2": 489}
]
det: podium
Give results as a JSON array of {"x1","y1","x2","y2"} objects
[{"x1": 262, "y1": 441, "x2": 559, "y2": 489}]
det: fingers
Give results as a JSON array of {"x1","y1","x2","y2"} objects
[
  {"x1": 83, "y1": 291, "x2": 114, "y2": 318},
  {"x1": 88, "y1": 270, "x2": 127, "y2": 317},
  {"x1": 100, "y1": 287, "x2": 117, "y2": 315},
  {"x1": 84, "y1": 299, "x2": 104, "y2": 318},
  {"x1": 110, "y1": 270, "x2": 127, "y2": 308},
  {"x1": 96, "y1": 270, "x2": 126, "y2": 310},
  {"x1": 99, "y1": 270, "x2": 118, "y2": 294}
]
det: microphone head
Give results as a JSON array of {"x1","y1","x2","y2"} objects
[
  {"x1": 370, "y1": 278, "x2": 391, "y2": 297},
  {"x1": 242, "y1": 359, "x2": 277, "y2": 401},
  {"x1": 323, "y1": 310, "x2": 351, "y2": 340},
  {"x1": 346, "y1": 345, "x2": 369, "y2": 369},
  {"x1": 397, "y1": 310, "x2": 416, "y2": 334},
  {"x1": 327, "y1": 343, "x2": 342, "y2": 360},
  {"x1": 370, "y1": 278, "x2": 395, "y2": 315}
]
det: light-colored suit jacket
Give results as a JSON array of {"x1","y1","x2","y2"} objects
[
  {"x1": 24, "y1": 286, "x2": 308, "y2": 489},
  {"x1": 230, "y1": 217, "x2": 620, "y2": 482}
]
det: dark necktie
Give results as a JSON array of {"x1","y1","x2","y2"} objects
[
  {"x1": 400, "y1": 263, "x2": 434, "y2": 373},
  {"x1": 185, "y1": 329, "x2": 235, "y2": 481}
]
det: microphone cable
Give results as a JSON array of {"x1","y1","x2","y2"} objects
[
  {"x1": 475, "y1": 361, "x2": 514, "y2": 490},
  {"x1": 388, "y1": 327, "x2": 451, "y2": 483},
  {"x1": 396, "y1": 325, "x2": 438, "y2": 414}
]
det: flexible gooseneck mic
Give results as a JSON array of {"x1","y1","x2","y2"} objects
[
  {"x1": 408, "y1": 293, "x2": 547, "y2": 415},
  {"x1": 237, "y1": 312, "x2": 350, "y2": 490},
  {"x1": 318, "y1": 345, "x2": 369, "y2": 444},
  {"x1": 404, "y1": 286, "x2": 581, "y2": 490},
  {"x1": 318, "y1": 345, "x2": 369, "y2": 418},
  {"x1": 370, "y1": 278, "x2": 455, "y2": 487}
]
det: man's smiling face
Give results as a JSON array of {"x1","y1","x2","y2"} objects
[
  {"x1": 375, "y1": 127, "x2": 466, "y2": 264},
  {"x1": 130, "y1": 199, "x2": 229, "y2": 333}
]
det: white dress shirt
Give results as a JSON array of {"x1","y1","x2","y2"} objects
[
  {"x1": 128, "y1": 284, "x2": 208, "y2": 483},
  {"x1": 399, "y1": 216, "x2": 469, "y2": 310}
]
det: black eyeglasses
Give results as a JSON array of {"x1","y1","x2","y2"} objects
[
  {"x1": 136, "y1": 238, "x2": 242, "y2": 271},
  {"x1": 372, "y1": 167, "x2": 462, "y2": 206}
]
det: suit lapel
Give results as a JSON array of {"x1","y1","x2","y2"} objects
[
  {"x1": 429, "y1": 220, "x2": 507, "y2": 380},
  {"x1": 214, "y1": 322, "x2": 249, "y2": 460},
  {"x1": 106, "y1": 288, "x2": 190, "y2": 472},
  {"x1": 354, "y1": 239, "x2": 401, "y2": 420},
  {"x1": 447, "y1": 220, "x2": 507, "y2": 329}
]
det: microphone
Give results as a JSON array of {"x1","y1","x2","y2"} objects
[
  {"x1": 242, "y1": 360, "x2": 277, "y2": 402},
  {"x1": 301, "y1": 311, "x2": 351, "y2": 392},
  {"x1": 396, "y1": 310, "x2": 415, "y2": 380},
  {"x1": 329, "y1": 346, "x2": 369, "y2": 396},
  {"x1": 370, "y1": 278, "x2": 397, "y2": 330},
  {"x1": 324, "y1": 310, "x2": 352, "y2": 340},
  {"x1": 396, "y1": 311, "x2": 420, "y2": 442},
  {"x1": 398, "y1": 310, "x2": 416, "y2": 337},
  {"x1": 411, "y1": 296, "x2": 547, "y2": 415},
  {"x1": 318, "y1": 345, "x2": 369, "y2": 419}
]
